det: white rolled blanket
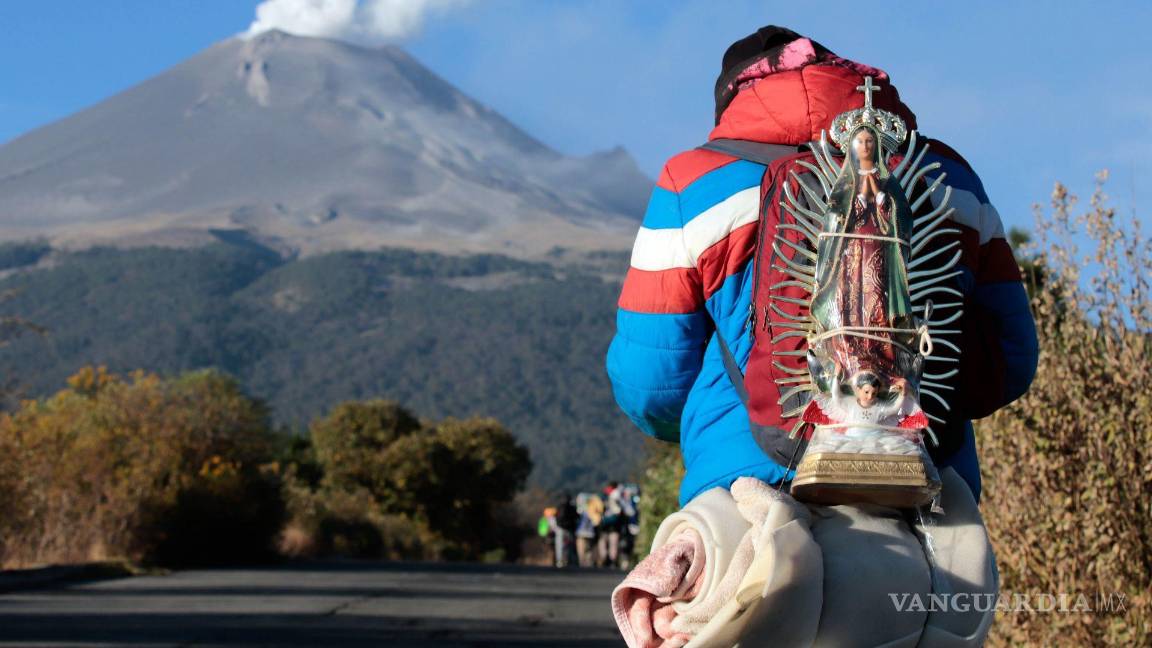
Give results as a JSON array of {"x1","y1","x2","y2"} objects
[{"x1": 613, "y1": 467, "x2": 998, "y2": 648}]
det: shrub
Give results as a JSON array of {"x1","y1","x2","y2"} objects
[
  {"x1": 636, "y1": 438, "x2": 684, "y2": 560},
  {"x1": 385, "y1": 417, "x2": 531, "y2": 551},
  {"x1": 278, "y1": 478, "x2": 442, "y2": 560},
  {"x1": 309, "y1": 399, "x2": 422, "y2": 497},
  {"x1": 286, "y1": 402, "x2": 533, "y2": 561},
  {"x1": 978, "y1": 176, "x2": 1151, "y2": 646},
  {"x1": 0, "y1": 367, "x2": 284, "y2": 568}
]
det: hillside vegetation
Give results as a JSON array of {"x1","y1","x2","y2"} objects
[{"x1": 0, "y1": 242, "x2": 642, "y2": 491}]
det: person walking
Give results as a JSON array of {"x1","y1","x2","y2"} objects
[
  {"x1": 605, "y1": 25, "x2": 1038, "y2": 646},
  {"x1": 575, "y1": 493, "x2": 603, "y2": 567},
  {"x1": 606, "y1": 25, "x2": 1037, "y2": 508},
  {"x1": 553, "y1": 494, "x2": 579, "y2": 568},
  {"x1": 598, "y1": 482, "x2": 636, "y2": 568}
]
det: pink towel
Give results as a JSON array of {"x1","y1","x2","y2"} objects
[{"x1": 611, "y1": 529, "x2": 706, "y2": 648}]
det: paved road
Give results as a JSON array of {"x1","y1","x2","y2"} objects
[{"x1": 0, "y1": 561, "x2": 627, "y2": 647}]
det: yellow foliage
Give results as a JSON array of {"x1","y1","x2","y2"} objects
[
  {"x1": 64, "y1": 364, "x2": 119, "y2": 396},
  {"x1": 0, "y1": 366, "x2": 281, "y2": 568}
]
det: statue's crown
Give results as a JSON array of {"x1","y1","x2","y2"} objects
[{"x1": 829, "y1": 77, "x2": 908, "y2": 152}]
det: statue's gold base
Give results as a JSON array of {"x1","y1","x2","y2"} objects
[{"x1": 791, "y1": 452, "x2": 941, "y2": 508}]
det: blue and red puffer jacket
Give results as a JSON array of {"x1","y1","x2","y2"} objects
[{"x1": 606, "y1": 33, "x2": 1038, "y2": 507}]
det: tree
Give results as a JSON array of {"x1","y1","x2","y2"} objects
[
  {"x1": 0, "y1": 366, "x2": 284, "y2": 568},
  {"x1": 1008, "y1": 226, "x2": 1047, "y2": 300},
  {"x1": 309, "y1": 399, "x2": 422, "y2": 497},
  {"x1": 387, "y1": 417, "x2": 531, "y2": 556},
  {"x1": 0, "y1": 285, "x2": 47, "y2": 404},
  {"x1": 305, "y1": 402, "x2": 532, "y2": 559}
]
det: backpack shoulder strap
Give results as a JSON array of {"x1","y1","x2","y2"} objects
[
  {"x1": 698, "y1": 139, "x2": 802, "y2": 165},
  {"x1": 696, "y1": 141, "x2": 814, "y2": 471}
]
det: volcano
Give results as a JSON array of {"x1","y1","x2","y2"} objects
[{"x1": 0, "y1": 30, "x2": 649, "y2": 258}]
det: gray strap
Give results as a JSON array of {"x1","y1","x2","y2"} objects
[
  {"x1": 716, "y1": 331, "x2": 808, "y2": 471},
  {"x1": 699, "y1": 139, "x2": 800, "y2": 166},
  {"x1": 698, "y1": 143, "x2": 811, "y2": 472},
  {"x1": 721, "y1": 329, "x2": 810, "y2": 415},
  {"x1": 715, "y1": 333, "x2": 749, "y2": 405}
]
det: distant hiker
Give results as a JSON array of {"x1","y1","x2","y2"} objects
[
  {"x1": 575, "y1": 493, "x2": 604, "y2": 567},
  {"x1": 538, "y1": 506, "x2": 556, "y2": 564},
  {"x1": 553, "y1": 494, "x2": 579, "y2": 568},
  {"x1": 616, "y1": 486, "x2": 641, "y2": 569},
  {"x1": 598, "y1": 482, "x2": 636, "y2": 568}
]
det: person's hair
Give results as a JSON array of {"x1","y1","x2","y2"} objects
[{"x1": 853, "y1": 371, "x2": 882, "y2": 390}]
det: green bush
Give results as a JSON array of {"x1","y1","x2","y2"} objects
[
  {"x1": 285, "y1": 401, "x2": 533, "y2": 561},
  {"x1": 278, "y1": 480, "x2": 442, "y2": 560},
  {"x1": 309, "y1": 399, "x2": 423, "y2": 498},
  {"x1": 386, "y1": 417, "x2": 532, "y2": 556},
  {"x1": 636, "y1": 438, "x2": 685, "y2": 560}
]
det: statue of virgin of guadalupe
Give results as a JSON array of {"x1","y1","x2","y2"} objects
[{"x1": 809, "y1": 123, "x2": 917, "y2": 387}]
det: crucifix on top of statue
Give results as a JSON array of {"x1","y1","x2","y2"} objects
[{"x1": 857, "y1": 76, "x2": 881, "y2": 109}]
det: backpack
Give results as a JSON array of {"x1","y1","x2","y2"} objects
[
  {"x1": 557, "y1": 501, "x2": 579, "y2": 532},
  {"x1": 698, "y1": 138, "x2": 968, "y2": 473},
  {"x1": 602, "y1": 488, "x2": 628, "y2": 529}
]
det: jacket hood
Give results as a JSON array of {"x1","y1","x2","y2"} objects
[{"x1": 710, "y1": 26, "x2": 918, "y2": 146}]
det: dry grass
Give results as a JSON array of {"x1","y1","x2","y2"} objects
[{"x1": 977, "y1": 174, "x2": 1151, "y2": 646}]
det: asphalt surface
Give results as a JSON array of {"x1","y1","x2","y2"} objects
[{"x1": 0, "y1": 561, "x2": 627, "y2": 647}]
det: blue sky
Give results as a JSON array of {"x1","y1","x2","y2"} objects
[{"x1": 1, "y1": 1, "x2": 1149, "y2": 236}]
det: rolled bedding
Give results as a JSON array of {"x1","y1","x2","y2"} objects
[{"x1": 612, "y1": 467, "x2": 998, "y2": 648}]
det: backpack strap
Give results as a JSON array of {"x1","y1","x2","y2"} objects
[
  {"x1": 715, "y1": 333, "x2": 751, "y2": 406},
  {"x1": 695, "y1": 137, "x2": 795, "y2": 396},
  {"x1": 696, "y1": 139, "x2": 812, "y2": 474},
  {"x1": 717, "y1": 329, "x2": 808, "y2": 474},
  {"x1": 698, "y1": 139, "x2": 802, "y2": 165}
]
